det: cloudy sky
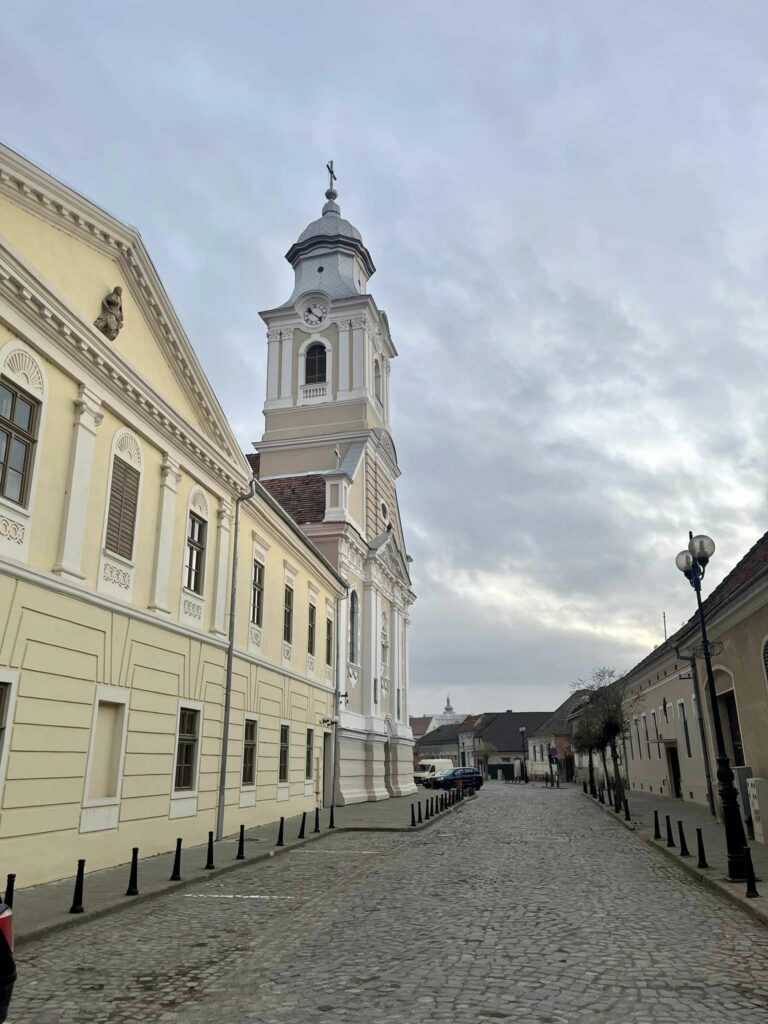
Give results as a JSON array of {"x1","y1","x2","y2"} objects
[{"x1": 3, "y1": 1, "x2": 768, "y2": 715}]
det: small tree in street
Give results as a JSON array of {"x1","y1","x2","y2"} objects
[{"x1": 571, "y1": 667, "x2": 637, "y2": 806}]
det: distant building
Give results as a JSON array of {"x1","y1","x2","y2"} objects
[{"x1": 527, "y1": 691, "x2": 588, "y2": 781}]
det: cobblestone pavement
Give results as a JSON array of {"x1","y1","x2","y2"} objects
[{"x1": 11, "y1": 784, "x2": 768, "y2": 1024}]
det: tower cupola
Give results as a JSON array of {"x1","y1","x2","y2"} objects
[{"x1": 284, "y1": 162, "x2": 375, "y2": 304}]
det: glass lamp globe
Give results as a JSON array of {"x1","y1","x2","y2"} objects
[
  {"x1": 676, "y1": 550, "x2": 694, "y2": 573},
  {"x1": 688, "y1": 534, "x2": 716, "y2": 561}
]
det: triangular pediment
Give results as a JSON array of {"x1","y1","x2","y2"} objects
[
  {"x1": 369, "y1": 529, "x2": 412, "y2": 588},
  {"x1": 0, "y1": 144, "x2": 247, "y2": 474}
]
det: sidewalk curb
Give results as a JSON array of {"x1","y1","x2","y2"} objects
[
  {"x1": 582, "y1": 792, "x2": 768, "y2": 930},
  {"x1": 15, "y1": 792, "x2": 476, "y2": 948}
]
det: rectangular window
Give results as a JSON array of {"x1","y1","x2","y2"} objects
[
  {"x1": 308, "y1": 603, "x2": 316, "y2": 656},
  {"x1": 0, "y1": 379, "x2": 38, "y2": 507},
  {"x1": 279, "y1": 724, "x2": 290, "y2": 783},
  {"x1": 643, "y1": 715, "x2": 651, "y2": 759},
  {"x1": 397, "y1": 688, "x2": 401, "y2": 720},
  {"x1": 326, "y1": 617, "x2": 334, "y2": 667},
  {"x1": 242, "y1": 718, "x2": 257, "y2": 786},
  {"x1": 250, "y1": 560, "x2": 264, "y2": 627},
  {"x1": 373, "y1": 677, "x2": 378, "y2": 705},
  {"x1": 283, "y1": 586, "x2": 293, "y2": 645},
  {"x1": 679, "y1": 701, "x2": 693, "y2": 758},
  {"x1": 628, "y1": 724, "x2": 635, "y2": 760},
  {"x1": 305, "y1": 728, "x2": 314, "y2": 780},
  {"x1": 88, "y1": 700, "x2": 125, "y2": 800},
  {"x1": 651, "y1": 711, "x2": 659, "y2": 758},
  {"x1": 175, "y1": 708, "x2": 200, "y2": 791},
  {"x1": 105, "y1": 456, "x2": 140, "y2": 561},
  {"x1": 185, "y1": 513, "x2": 207, "y2": 594},
  {"x1": 634, "y1": 719, "x2": 642, "y2": 760}
]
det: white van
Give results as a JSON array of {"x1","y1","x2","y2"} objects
[{"x1": 414, "y1": 759, "x2": 454, "y2": 785}]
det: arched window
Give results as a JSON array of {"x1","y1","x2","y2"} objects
[
  {"x1": 374, "y1": 359, "x2": 382, "y2": 402},
  {"x1": 349, "y1": 591, "x2": 358, "y2": 663},
  {"x1": 305, "y1": 343, "x2": 327, "y2": 385}
]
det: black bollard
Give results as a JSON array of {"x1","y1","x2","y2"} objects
[
  {"x1": 125, "y1": 847, "x2": 139, "y2": 896},
  {"x1": 696, "y1": 828, "x2": 709, "y2": 869},
  {"x1": 170, "y1": 838, "x2": 182, "y2": 881},
  {"x1": 425, "y1": 799, "x2": 431, "y2": 821},
  {"x1": 653, "y1": 809, "x2": 661, "y2": 840},
  {"x1": 430, "y1": 797, "x2": 435, "y2": 817},
  {"x1": 418, "y1": 801, "x2": 423, "y2": 823},
  {"x1": 236, "y1": 824, "x2": 246, "y2": 859},
  {"x1": 623, "y1": 798, "x2": 630, "y2": 822},
  {"x1": 583, "y1": 781, "x2": 588, "y2": 794},
  {"x1": 665, "y1": 815, "x2": 675, "y2": 848},
  {"x1": 411, "y1": 803, "x2": 416, "y2": 827},
  {"x1": 276, "y1": 817, "x2": 285, "y2": 847},
  {"x1": 677, "y1": 821, "x2": 690, "y2": 857},
  {"x1": 745, "y1": 846, "x2": 760, "y2": 899},
  {"x1": 205, "y1": 830, "x2": 215, "y2": 869},
  {"x1": 599, "y1": 786, "x2": 605, "y2": 805},
  {"x1": 329, "y1": 804, "x2": 336, "y2": 829},
  {"x1": 314, "y1": 807, "x2": 320, "y2": 834},
  {"x1": 69, "y1": 859, "x2": 85, "y2": 914},
  {"x1": 298, "y1": 812, "x2": 306, "y2": 841},
  {"x1": 3, "y1": 874, "x2": 14, "y2": 910},
  {"x1": 556, "y1": 775, "x2": 560, "y2": 789}
]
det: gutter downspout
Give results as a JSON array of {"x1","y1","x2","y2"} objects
[
  {"x1": 676, "y1": 645, "x2": 716, "y2": 817},
  {"x1": 216, "y1": 476, "x2": 257, "y2": 842},
  {"x1": 331, "y1": 593, "x2": 343, "y2": 810}
]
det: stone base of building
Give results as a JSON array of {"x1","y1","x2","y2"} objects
[{"x1": 336, "y1": 725, "x2": 416, "y2": 805}]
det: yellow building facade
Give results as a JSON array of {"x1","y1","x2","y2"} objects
[{"x1": 0, "y1": 144, "x2": 346, "y2": 886}]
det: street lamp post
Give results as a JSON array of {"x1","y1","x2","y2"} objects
[
  {"x1": 676, "y1": 531, "x2": 747, "y2": 881},
  {"x1": 519, "y1": 726, "x2": 528, "y2": 783}
]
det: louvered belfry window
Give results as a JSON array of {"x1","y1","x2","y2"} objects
[{"x1": 105, "y1": 455, "x2": 140, "y2": 560}]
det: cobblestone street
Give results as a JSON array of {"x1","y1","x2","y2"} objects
[{"x1": 12, "y1": 784, "x2": 768, "y2": 1024}]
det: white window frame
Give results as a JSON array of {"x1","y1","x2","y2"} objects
[
  {"x1": 0, "y1": 670, "x2": 19, "y2": 812},
  {"x1": 0, "y1": 340, "x2": 47, "y2": 564},
  {"x1": 170, "y1": 698, "x2": 204, "y2": 818},
  {"x1": 305, "y1": 727, "x2": 315, "y2": 795},
  {"x1": 98, "y1": 428, "x2": 143, "y2": 602},
  {"x1": 282, "y1": 561, "x2": 298, "y2": 667},
  {"x1": 81, "y1": 683, "x2": 130, "y2": 834},
  {"x1": 239, "y1": 713, "x2": 259, "y2": 808},
  {"x1": 278, "y1": 720, "x2": 291, "y2": 800},
  {"x1": 298, "y1": 335, "x2": 334, "y2": 405},
  {"x1": 179, "y1": 488, "x2": 209, "y2": 629},
  {"x1": 248, "y1": 533, "x2": 270, "y2": 652}
]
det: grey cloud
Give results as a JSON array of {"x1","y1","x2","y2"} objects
[{"x1": 3, "y1": 1, "x2": 768, "y2": 715}]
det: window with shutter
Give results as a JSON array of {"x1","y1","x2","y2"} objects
[{"x1": 105, "y1": 455, "x2": 140, "y2": 560}]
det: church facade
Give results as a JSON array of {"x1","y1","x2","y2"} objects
[{"x1": 254, "y1": 172, "x2": 417, "y2": 803}]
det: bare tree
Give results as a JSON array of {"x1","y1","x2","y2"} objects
[{"x1": 572, "y1": 667, "x2": 637, "y2": 807}]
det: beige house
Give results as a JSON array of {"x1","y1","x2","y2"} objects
[
  {"x1": 0, "y1": 144, "x2": 350, "y2": 886},
  {"x1": 620, "y1": 530, "x2": 768, "y2": 839}
]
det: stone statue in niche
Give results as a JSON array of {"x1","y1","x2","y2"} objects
[{"x1": 94, "y1": 286, "x2": 124, "y2": 340}]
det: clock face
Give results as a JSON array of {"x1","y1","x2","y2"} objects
[{"x1": 303, "y1": 302, "x2": 327, "y2": 328}]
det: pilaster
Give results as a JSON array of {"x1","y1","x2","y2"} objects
[
  {"x1": 280, "y1": 327, "x2": 294, "y2": 400},
  {"x1": 266, "y1": 330, "x2": 280, "y2": 401},
  {"x1": 53, "y1": 384, "x2": 103, "y2": 582},
  {"x1": 211, "y1": 499, "x2": 232, "y2": 636},
  {"x1": 149, "y1": 455, "x2": 181, "y2": 614}
]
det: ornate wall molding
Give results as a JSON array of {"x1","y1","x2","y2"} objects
[
  {"x1": 3, "y1": 348, "x2": 44, "y2": 396},
  {"x1": 115, "y1": 429, "x2": 142, "y2": 467},
  {"x1": 0, "y1": 516, "x2": 24, "y2": 544},
  {"x1": 190, "y1": 487, "x2": 209, "y2": 518}
]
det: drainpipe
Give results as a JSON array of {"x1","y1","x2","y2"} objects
[
  {"x1": 331, "y1": 592, "x2": 345, "y2": 810},
  {"x1": 215, "y1": 476, "x2": 257, "y2": 842},
  {"x1": 676, "y1": 645, "x2": 716, "y2": 817}
]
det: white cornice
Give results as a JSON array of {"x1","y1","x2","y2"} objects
[
  {"x1": 0, "y1": 144, "x2": 246, "y2": 471},
  {"x1": 0, "y1": 242, "x2": 250, "y2": 494}
]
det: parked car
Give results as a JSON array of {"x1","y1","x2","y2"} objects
[
  {"x1": 0, "y1": 902, "x2": 16, "y2": 1022},
  {"x1": 413, "y1": 759, "x2": 454, "y2": 785},
  {"x1": 430, "y1": 767, "x2": 483, "y2": 790}
]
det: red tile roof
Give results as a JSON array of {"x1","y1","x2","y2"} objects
[
  {"x1": 259, "y1": 474, "x2": 326, "y2": 526},
  {"x1": 245, "y1": 452, "x2": 260, "y2": 476},
  {"x1": 409, "y1": 715, "x2": 433, "y2": 738}
]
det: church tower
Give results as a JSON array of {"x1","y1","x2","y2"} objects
[{"x1": 255, "y1": 166, "x2": 416, "y2": 804}]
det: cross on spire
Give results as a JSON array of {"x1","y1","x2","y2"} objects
[{"x1": 325, "y1": 160, "x2": 338, "y2": 201}]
